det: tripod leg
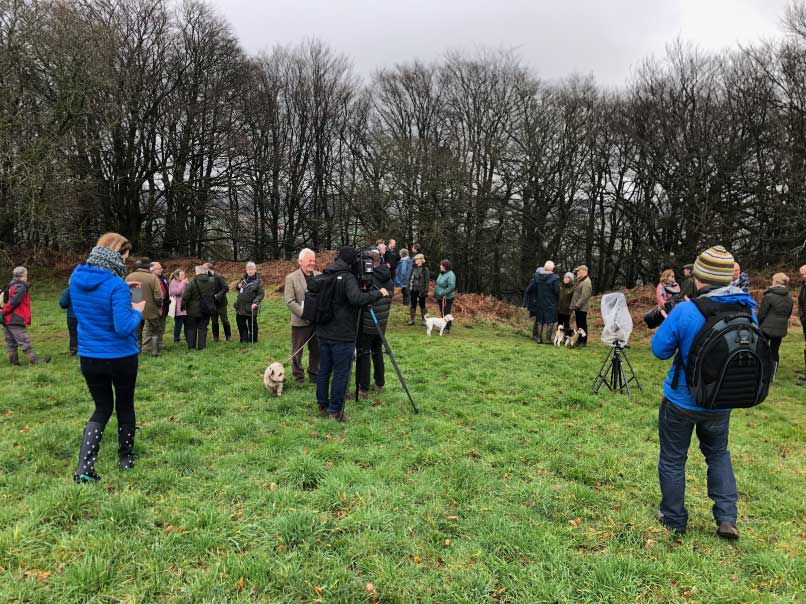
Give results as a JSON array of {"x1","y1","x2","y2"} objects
[
  {"x1": 369, "y1": 307, "x2": 418, "y2": 413},
  {"x1": 621, "y1": 349, "x2": 642, "y2": 391},
  {"x1": 592, "y1": 346, "x2": 614, "y2": 394}
]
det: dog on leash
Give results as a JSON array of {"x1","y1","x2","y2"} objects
[
  {"x1": 554, "y1": 325, "x2": 586, "y2": 348},
  {"x1": 425, "y1": 314, "x2": 454, "y2": 336},
  {"x1": 263, "y1": 362, "x2": 285, "y2": 396}
]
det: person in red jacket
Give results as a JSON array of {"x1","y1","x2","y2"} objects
[{"x1": 2, "y1": 266, "x2": 49, "y2": 365}]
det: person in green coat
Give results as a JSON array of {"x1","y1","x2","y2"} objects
[
  {"x1": 182, "y1": 265, "x2": 216, "y2": 350},
  {"x1": 758, "y1": 272, "x2": 793, "y2": 378},
  {"x1": 434, "y1": 259, "x2": 457, "y2": 334}
]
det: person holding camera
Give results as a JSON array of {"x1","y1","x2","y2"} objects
[
  {"x1": 407, "y1": 253, "x2": 430, "y2": 325},
  {"x1": 183, "y1": 265, "x2": 216, "y2": 350},
  {"x1": 125, "y1": 258, "x2": 163, "y2": 356},
  {"x1": 651, "y1": 245, "x2": 757, "y2": 539},
  {"x1": 234, "y1": 262, "x2": 265, "y2": 343},
  {"x1": 69, "y1": 233, "x2": 145, "y2": 482},
  {"x1": 357, "y1": 250, "x2": 394, "y2": 398},
  {"x1": 758, "y1": 273, "x2": 793, "y2": 379},
  {"x1": 311, "y1": 247, "x2": 389, "y2": 421}
]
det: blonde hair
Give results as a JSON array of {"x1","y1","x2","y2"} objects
[
  {"x1": 170, "y1": 269, "x2": 185, "y2": 281},
  {"x1": 772, "y1": 272, "x2": 789, "y2": 286},
  {"x1": 96, "y1": 232, "x2": 132, "y2": 254},
  {"x1": 660, "y1": 269, "x2": 675, "y2": 284}
]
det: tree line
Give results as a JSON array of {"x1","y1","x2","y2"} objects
[{"x1": 2, "y1": 0, "x2": 806, "y2": 295}]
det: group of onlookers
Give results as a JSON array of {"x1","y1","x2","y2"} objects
[{"x1": 524, "y1": 262, "x2": 592, "y2": 346}]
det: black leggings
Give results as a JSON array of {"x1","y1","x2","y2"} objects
[
  {"x1": 410, "y1": 291, "x2": 427, "y2": 311},
  {"x1": 80, "y1": 354, "x2": 138, "y2": 426},
  {"x1": 557, "y1": 313, "x2": 571, "y2": 330},
  {"x1": 767, "y1": 336, "x2": 782, "y2": 364}
]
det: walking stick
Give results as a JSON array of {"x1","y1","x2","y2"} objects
[{"x1": 251, "y1": 305, "x2": 256, "y2": 344}]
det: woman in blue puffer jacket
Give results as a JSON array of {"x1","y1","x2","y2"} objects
[{"x1": 69, "y1": 232, "x2": 146, "y2": 483}]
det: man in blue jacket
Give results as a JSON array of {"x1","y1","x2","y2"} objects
[{"x1": 651, "y1": 245, "x2": 757, "y2": 540}]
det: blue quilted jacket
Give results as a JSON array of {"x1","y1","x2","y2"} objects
[{"x1": 69, "y1": 264, "x2": 142, "y2": 359}]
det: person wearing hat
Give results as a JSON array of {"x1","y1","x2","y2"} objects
[
  {"x1": 125, "y1": 258, "x2": 163, "y2": 356},
  {"x1": 569, "y1": 265, "x2": 592, "y2": 346},
  {"x1": 651, "y1": 245, "x2": 758, "y2": 540},
  {"x1": 311, "y1": 247, "x2": 389, "y2": 421},
  {"x1": 680, "y1": 264, "x2": 696, "y2": 299},
  {"x1": 407, "y1": 253, "x2": 430, "y2": 325}
]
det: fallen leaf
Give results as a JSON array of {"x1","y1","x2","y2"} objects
[
  {"x1": 365, "y1": 582, "x2": 376, "y2": 593},
  {"x1": 446, "y1": 515, "x2": 459, "y2": 521},
  {"x1": 800, "y1": 531, "x2": 806, "y2": 538},
  {"x1": 568, "y1": 518, "x2": 583, "y2": 527},
  {"x1": 236, "y1": 577, "x2": 245, "y2": 591},
  {"x1": 645, "y1": 539, "x2": 656, "y2": 548},
  {"x1": 730, "y1": 575, "x2": 738, "y2": 582},
  {"x1": 3, "y1": 410, "x2": 13, "y2": 416},
  {"x1": 163, "y1": 525, "x2": 175, "y2": 534},
  {"x1": 444, "y1": 538, "x2": 451, "y2": 547},
  {"x1": 413, "y1": 555, "x2": 422, "y2": 564},
  {"x1": 313, "y1": 585, "x2": 324, "y2": 595}
]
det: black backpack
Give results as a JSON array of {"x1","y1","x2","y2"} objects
[
  {"x1": 673, "y1": 297, "x2": 772, "y2": 410},
  {"x1": 193, "y1": 280, "x2": 217, "y2": 317},
  {"x1": 302, "y1": 270, "x2": 346, "y2": 325}
]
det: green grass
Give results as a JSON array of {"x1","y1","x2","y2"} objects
[{"x1": 0, "y1": 284, "x2": 804, "y2": 603}]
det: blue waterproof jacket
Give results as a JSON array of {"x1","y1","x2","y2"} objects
[
  {"x1": 395, "y1": 257, "x2": 412, "y2": 289},
  {"x1": 59, "y1": 287, "x2": 76, "y2": 319},
  {"x1": 69, "y1": 264, "x2": 142, "y2": 359},
  {"x1": 651, "y1": 288, "x2": 758, "y2": 412}
]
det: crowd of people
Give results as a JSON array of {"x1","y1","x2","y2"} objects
[{"x1": 4, "y1": 235, "x2": 806, "y2": 543}]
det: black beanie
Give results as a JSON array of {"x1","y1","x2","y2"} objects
[{"x1": 338, "y1": 247, "x2": 357, "y2": 265}]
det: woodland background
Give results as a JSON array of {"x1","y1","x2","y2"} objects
[{"x1": 3, "y1": 0, "x2": 806, "y2": 295}]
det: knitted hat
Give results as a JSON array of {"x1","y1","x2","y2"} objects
[
  {"x1": 573, "y1": 264, "x2": 588, "y2": 273},
  {"x1": 413, "y1": 253, "x2": 425, "y2": 261},
  {"x1": 692, "y1": 246, "x2": 734, "y2": 286}
]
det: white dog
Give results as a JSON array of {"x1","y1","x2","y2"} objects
[
  {"x1": 553, "y1": 325, "x2": 567, "y2": 346},
  {"x1": 565, "y1": 328, "x2": 586, "y2": 348},
  {"x1": 263, "y1": 362, "x2": 285, "y2": 397},
  {"x1": 425, "y1": 314, "x2": 454, "y2": 336}
]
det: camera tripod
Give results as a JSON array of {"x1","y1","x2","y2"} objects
[
  {"x1": 350, "y1": 301, "x2": 418, "y2": 414},
  {"x1": 592, "y1": 341, "x2": 641, "y2": 396}
]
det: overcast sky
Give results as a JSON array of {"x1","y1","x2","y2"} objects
[{"x1": 209, "y1": 0, "x2": 791, "y2": 87}]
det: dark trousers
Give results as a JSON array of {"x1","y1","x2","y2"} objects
[
  {"x1": 657, "y1": 397, "x2": 737, "y2": 531},
  {"x1": 574, "y1": 310, "x2": 588, "y2": 343},
  {"x1": 558, "y1": 313, "x2": 571, "y2": 331},
  {"x1": 173, "y1": 315, "x2": 187, "y2": 343},
  {"x1": 357, "y1": 333, "x2": 384, "y2": 391},
  {"x1": 291, "y1": 325, "x2": 319, "y2": 382},
  {"x1": 236, "y1": 313, "x2": 259, "y2": 343},
  {"x1": 316, "y1": 338, "x2": 355, "y2": 414},
  {"x1": 438, "y1": 297, "x2": 454, "y2": 332},
  {"x1": 766, "y1": 336, "x2": 782, "y2": 365},
  {"x1": 67, "y1": 316, "x2": 78, "y2": 354},
  {"x1": 186, "y1": 315, "x2": 210, "y2": 350},
  {"x1": 80, "y1": 354, "x2": 138, "y2": 427},
  {"x1": 400, "y1": 287, "x2": 410, "y2": 305},
  {"x1": 410, "y1": 291, "x2": 427, "y2": 312},
  {"x1": 211, "y1": 305, "x2": 231, "y2": 341}
]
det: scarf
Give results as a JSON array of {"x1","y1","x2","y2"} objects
[{"x1": 87, "y1": 246, "x2": 127, "y2": 279}]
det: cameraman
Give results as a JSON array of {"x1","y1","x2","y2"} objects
[
  {"x1": 313, "y1": 247, "x2": 389, "y2": 421},
  {"x1": 357, "y1": 250, "x2": 394, "y2": 398},
  {"x1": 651, "y1": 246, "x2": 756, "y2": 539}
]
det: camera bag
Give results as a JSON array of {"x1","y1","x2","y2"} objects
[
  {"x1": 673, "y1": 297, "x2": 772, "y2": 409},
  {"x1": 193, "y1": 280, "x2": 217, "y2": 317},
  {"x1": 302, "y1": 270, "x2": 346, "y2": 325}
]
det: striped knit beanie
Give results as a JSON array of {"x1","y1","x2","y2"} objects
[{"x1": 692, "y1": 246, "x2": 734, "y2": 286}]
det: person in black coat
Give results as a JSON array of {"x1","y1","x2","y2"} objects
[
  {"x1": 523, "y1": 261, "x2": 560, "y2": 343},
  {"x1": 310, "y1": 247, "x2": 389, "y2": 421},
  {"x1": 758, "y1": 273, "x2": 793, "y2": 378},
  {"x1": 205, "y1": 262, "x2": 231, "y2": 342},
  {"x1": 357, "y1": 251, "x2": 394, "y2": 398}
]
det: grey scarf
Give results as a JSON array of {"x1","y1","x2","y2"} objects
[{"x1": 87, "y1": 246, "x2": 128, "y2": 278}]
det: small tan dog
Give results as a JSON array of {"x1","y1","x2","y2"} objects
[
  {"x1": 263, "y1": 362, "x2": 285, "y2": 397},
  {"x1": 565, "y1": 328, "x2": 586, "y2": 348}
]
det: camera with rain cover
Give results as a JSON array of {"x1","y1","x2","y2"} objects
[
  {"x1": 349, "y1": 248, "x2": 376, "y2": 291},
  {"x1": 643, "y1": 293, "x2": 686, "y2": 329}
]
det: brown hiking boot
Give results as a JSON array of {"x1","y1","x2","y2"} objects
[
  {"x1": 7, "y1": 351, "x2": 20, "y2": 366},
  {"x1": 328, "y1": 410, "x2": 350, "y2": 422},
  {"x1": 374, "y1": 385, "x2": 384, "y2": 394},
  {"x1": 716, "y1": 521, "x2": 739, "y2": 540},
  {"x1": 358, "y1": 390, "x2": 369, "y2": 400},
  {"x1": 316, "y1": 403, "x2": 328, "y2": 418}
]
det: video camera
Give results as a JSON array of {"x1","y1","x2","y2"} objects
[
  {"x1": 348, "y1": 247, "x2": 376, "y2": 291},
  {"x1": 643, "y1": 293, "x2": 686, "y2": 329}
]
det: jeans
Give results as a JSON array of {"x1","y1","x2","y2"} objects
[
  {"x1": 657, "y1": 397, "x2": 737, "y2": 531},
  {"x1": 316, "y1": 339, "x2": 355, "y2": 414},
  {"x1": 173, "y1": 315, "x2": 187, "y2": 343},
  {"x1": 357, "y1": 333, "x2": 384, "y2": 391},
  {"x1": 80, "y1": 354, "x2": 138, "y2": 427}
]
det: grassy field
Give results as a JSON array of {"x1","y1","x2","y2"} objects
[{"x1": 1, "y1": 284, "x2": 804, "y2": 603}]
